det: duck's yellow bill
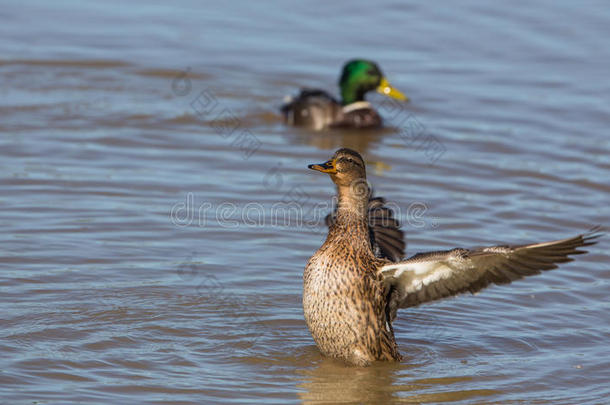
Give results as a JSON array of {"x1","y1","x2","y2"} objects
[
  {"x1": 376, "y1": 77, "x2": 409, "y2": 102},
  {"x1": 308, "y1": 159, "x2": 337, "y2": 174}
]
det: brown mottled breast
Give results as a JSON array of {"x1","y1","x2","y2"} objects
[{"x1": 303, "y1": 215, "x2": 401, "y2": 366}]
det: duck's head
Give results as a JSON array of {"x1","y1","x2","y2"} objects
[
  {"x1": 308, "y1": 148, "x2": 368, "y2": 192},
  {"x1": 338, "y1": 59, "x2": 408, "y2": 105}
]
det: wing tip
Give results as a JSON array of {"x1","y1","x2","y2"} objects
[
  {"x1": 583, "y1": 225, "x2": 604, "y2": 242},
  {"x1": 578, "y1": 225, "x2": 604, "y2": 252}
]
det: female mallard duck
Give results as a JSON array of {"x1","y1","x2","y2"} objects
[
  {"x1": 304, "y1": 148, "x2": 601, "y2": 366},
  {"x1": 281, "y1": 60, "x2": 408, "y2": 130}
]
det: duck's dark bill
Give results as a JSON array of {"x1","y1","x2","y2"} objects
[{"x1": 308, "y1": 159, "x2": 337, "y2": 174}]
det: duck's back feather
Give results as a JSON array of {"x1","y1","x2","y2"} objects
[{"x1": 281, "y1": 89, "x2": 342, "y2": 130}]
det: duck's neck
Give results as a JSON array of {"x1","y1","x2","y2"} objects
[
  {"x1": 336, "y1": 184, "x2": 369, "y2": 218},
  {"x1": 321, "y1": 181, "x2": 372, "y2": 255},
  {"x1": 327, "y1": 183, "x2": 370, "y2": 242},
  {"x1": 340, "y1": 83, "x2": 366, "y2": 106}
]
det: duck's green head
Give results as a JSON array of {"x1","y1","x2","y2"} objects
[{"x1": 338, "y1": 59, "x2": 408, "y2": 105}]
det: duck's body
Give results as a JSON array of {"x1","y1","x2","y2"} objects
[
  {"x1": 304, "y1": 209, "x2": 400, "y2": 366},
  {"x1": 281, "y1": 90, "x2": 382, "y2": 130},
  {"x1": 304, "y1": 148, "x2": 601, "y2": 366},
  {"x1": 281, "y1": 60, "x2": 407, "y2": 130}
]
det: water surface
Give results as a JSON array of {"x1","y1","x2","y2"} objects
[{"x1": 1, "y1": 1, "x2": 609, "y2": 404}]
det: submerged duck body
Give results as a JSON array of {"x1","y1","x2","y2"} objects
[
  {"x1": 281, "y1": 60, "x2": 408, "y2": 130},
  {"x1": 303, "y1": 148, "x2": 601, "y2": 366}
]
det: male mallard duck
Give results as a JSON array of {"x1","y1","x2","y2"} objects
[
  {"x1": 281, "y1": 60, "x2": 408, "y2": 130},
  {"x1": 304, "y1": 148, "x2": 601, "y2": 366}
]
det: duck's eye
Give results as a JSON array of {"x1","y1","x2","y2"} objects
[{"x1": 341, "y1": 157, "x2": 361, "y2": 167}]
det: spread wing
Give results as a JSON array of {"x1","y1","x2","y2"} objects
[
  {"x1": 326, "y1": 196, "x2": 405, "y2": 261},
  {"x1": 380, "y1": 227, "x2": 602, "y2": 318}
]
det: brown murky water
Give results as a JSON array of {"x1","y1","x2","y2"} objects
[{"x1": 1, "y1": 1, "x2": 609, "y2": 404}]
